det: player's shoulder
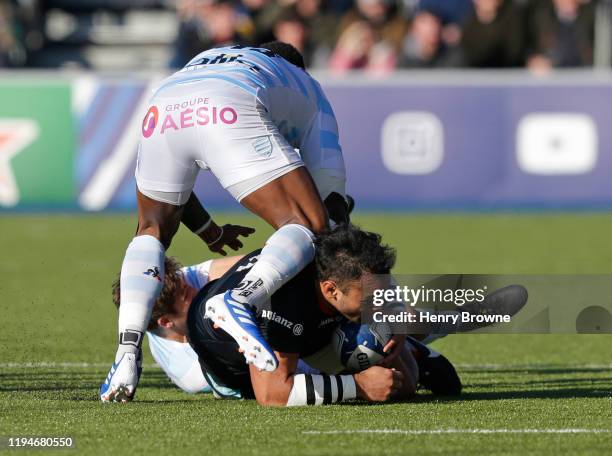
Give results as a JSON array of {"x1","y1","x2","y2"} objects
[{"x1": 180, "y1": 259, "x2": 213, "y2": 290}]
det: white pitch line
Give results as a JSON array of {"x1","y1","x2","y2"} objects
[
  {"x1": 303, "y1": 429, "x2": 610, "y2": 436},
  {"x1": 0, "y1": 362, "x2": 161, "y2": 369}
]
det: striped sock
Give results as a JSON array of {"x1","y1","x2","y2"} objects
[
  {"x1": 232, "y1": 224, "x2": 315, "y2": 311},
  {"x1": 116, "y1": 235, "x2": 165, "y2": 362}
]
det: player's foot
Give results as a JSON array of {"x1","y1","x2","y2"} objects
[
  {"x1": 459, "y1": 284, "x2": 528, "y2": 332},
  {"x1": 205, "y1": 290, "x2": 278, "y2": 372},
  {"x1": 406, "y1": 336, "x2": 462, "y2": 396},
  {"x1": 99, "y1": 351, "x2": 142, "y2": 403}
]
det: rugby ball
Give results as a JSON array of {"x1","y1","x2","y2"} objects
[{"x1": 335, "y1": 321, "x2": 392, "y2": 373}]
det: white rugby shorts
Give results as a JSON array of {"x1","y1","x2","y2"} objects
[{"x1": 136, "y1": 79, "x2": 345, "y2": 205}]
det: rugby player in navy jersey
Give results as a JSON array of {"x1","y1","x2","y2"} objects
[
  {"x1": 113, "y1": 225, "x2": 431, "y2": 405},
  {"x1": 190, "y1": 224, "x2": 417, "y2": 405}
]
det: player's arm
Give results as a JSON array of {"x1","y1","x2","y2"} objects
[
  {"x1": 181, "y1": 192, "x2": 255, "y2": 256},
  {"x1": 249, "y1": 351, "x2": 404, "y2": 406}
]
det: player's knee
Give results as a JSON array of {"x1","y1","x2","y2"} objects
[
  {"x1": 306, "y1": 209, "x2": 327, "y2": 234},
  {"x1": 302, "y1": 203, "x2": 328, "y2": 234},
  {"x1": 286, "y1": 216, "x2": 326, "y2": 235},
  {"x1": 276, "y1": 207, "x2": 326, "y2": 234}
]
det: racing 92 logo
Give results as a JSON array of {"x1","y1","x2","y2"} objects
[{"x1": 141, "y1": 106, "x2": 159, "y2": 138}]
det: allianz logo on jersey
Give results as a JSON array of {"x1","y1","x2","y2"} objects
[
  {"x1": 142, "y1": 99, "x2": 238, "y2": 138},
  {"x1": 261, "y1": 310, "x2": 303, "y2": 335}
]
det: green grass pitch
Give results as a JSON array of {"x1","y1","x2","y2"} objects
[{"x1": 2, "y1": 213, "x2": 612, "y2": 455}]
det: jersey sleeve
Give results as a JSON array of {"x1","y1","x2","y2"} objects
[
  {"x1": 147, "y1": 331, "x2": 211, "y2": 394},
  {"x1": 180, "y1": 260, "x2": 213, "y2": 290},
  {"x1": 298, "y1": 79, "x2": 346, "y2": 200}
]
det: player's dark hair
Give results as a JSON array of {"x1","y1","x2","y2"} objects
[
  {"x1": 259, "y1": 40, "x2": 306, "y2": 70},
  {"x1": 314, "y1": 224, "x2": 396, "y2": 290},
  {"x1": 111, "y1": 257, "x2": 184, "y2": 331}
]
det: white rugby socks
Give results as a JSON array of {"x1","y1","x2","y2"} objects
[
  {"x1": 115, "y1": 235, "x2": 165, "y2": 362},
  {"x1": 232, "y1": 224, "x2": 315, "y2": 311}
]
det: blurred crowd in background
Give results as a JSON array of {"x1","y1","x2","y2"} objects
[{"x1": 0, "y1": 0, "x2": 608, "y2": 73}]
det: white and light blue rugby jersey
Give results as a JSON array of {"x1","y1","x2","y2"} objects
[
  {"x1": 147, "y1": 261, "x2": 213, "y2": 394},
  {"x1": 154, "y1": 46, "x2": 343, "y2": 166},
  {"x1": 173, "y1": 45, "x2": 335, "y2": 114}
]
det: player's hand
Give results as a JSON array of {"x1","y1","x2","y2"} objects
[
  {"x1": 380, "y1": 334, "x2": 407, "y2": 367},
  {"x1": 354, "y1": 366, "x2": 403, "y2": 402},
  {"x1": 202, "y1": 222, "x2": 255, "y2": 256}
]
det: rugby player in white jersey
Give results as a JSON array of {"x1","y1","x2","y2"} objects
[{"x1": 100, "y1": 42, "x2": 407, "y2": 402}]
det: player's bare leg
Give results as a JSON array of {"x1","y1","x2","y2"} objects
[
  {"x1": 240, "y1": 166, "x2": 328, "y2": 231},
  {"x1": 100, "y1": 191, "x2": 183, "y2": 402},
  {"x1": 205, "y1": 167, "x2": 346, "y2": 372}
]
